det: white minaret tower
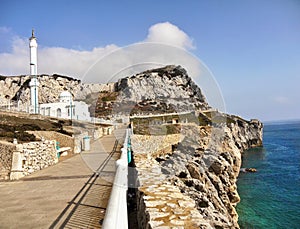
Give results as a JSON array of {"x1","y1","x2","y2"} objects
[{"x1": 29, "y1": 29, "x2": 39, "y2": 114}]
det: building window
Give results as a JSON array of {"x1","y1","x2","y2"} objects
[
  {"x1": 46, "y1": 107, "x2": 50, "y2": 116},
  {"x1": 67, "y1": 107, "x2": 70, "y2": 116},
  {"x1": 57, "y1": 108, "x2": 61, "y2": 117},
  {"x1": 73, "y1": 106, "x2": 75, "y2": 116}
]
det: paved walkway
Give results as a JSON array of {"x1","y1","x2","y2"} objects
[{"x1": 0, "y1": 132, "x2": 124, "y2": 229}]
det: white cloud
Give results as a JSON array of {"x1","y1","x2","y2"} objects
[
  {"x1": 274, "y1": 96, "x2": 291, "y2": 105},
  {"x1": 145, "y1": 22, "x2": 195, "y2": 50},
  {"x1": 39, "y1": 45, "x2": 119, "y2": 77},
  {"x1": 0, "y1": 35, "x2": 119, "y2": 77},
  {"x1": 0, "y1": 26, "x2": 11, "y2": 34},
  {"x1": 0, "y1": 22, "x2": 195, "y2": 78}
]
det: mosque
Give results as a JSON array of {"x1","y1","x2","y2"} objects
[{"x1": 28, "y1": 30, "x2": 91, "y2": 121}]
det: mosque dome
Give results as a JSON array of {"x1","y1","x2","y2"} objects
[{"x1": 59, "y1": 91, "x2": 72, "y2": 103}]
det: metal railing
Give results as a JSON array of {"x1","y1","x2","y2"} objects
[{"x1": 102, "y1": 129, "x2": 131, "y2": 229}]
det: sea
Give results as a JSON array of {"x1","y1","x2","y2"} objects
[{"x1": 237, "y1": 120, "x2": 300, "y2": 229}]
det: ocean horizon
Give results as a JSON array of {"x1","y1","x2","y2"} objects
[{"x1": 237, "y1": 120, "x2": 300, "y2": 228}]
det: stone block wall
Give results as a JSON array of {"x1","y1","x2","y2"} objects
[
  {"x1": 0, "y1": 141, "x2": 15, "y2": 180},
  {"x1": 74, "y1": 131, "x2": 89, "y2": 153},
  {"x1": 93, "y1": 125, "x2": 113, "y2": 140},
  {"x1": 28, "y1": 131, "x2": 75, "y2": 153},
  {"x1": 22, "y1": 140, "x2": 58, "y2": 175},
  {"x1": 74, "y1": 126, "x2": 114, "y2": 153},
  {"x1": 10, "y1": 139, "x2": 58, "y2": 180},
  {"x1": 130, "y1": 134, "x2": 182, "y2": 155},
  {"x1": 93, "y1": 127, "x2": 104, "y2": 140},
  {"x1": 131, "y1": 134, "x2": 210, "y2": 228}
]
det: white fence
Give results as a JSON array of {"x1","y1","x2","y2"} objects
[{"x1": 102, "y1": 129, "x2": 130, "y2": 229}]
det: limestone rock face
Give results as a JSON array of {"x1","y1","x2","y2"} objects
[
  {"x1": 0, "y1": 74, "x2": 113, "y2": 106},
  {"x1": 115, "y1": 65, "x2": 210, "y2": 114}
]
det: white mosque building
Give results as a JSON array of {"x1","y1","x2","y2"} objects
[
  {"x1": 28, "y1": 30, "x2": 91, "y2": 121},
  {"x1": 39, "y1": 91, "x2": 90, "y2": 121}
]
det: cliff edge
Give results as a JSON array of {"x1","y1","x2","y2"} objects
[{"x1": 124, "y1": 65, "x2": 263, "y2": 228}]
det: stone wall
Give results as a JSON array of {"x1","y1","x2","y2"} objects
[
  {"x1": 93, "y1": 126, "x2": 113, "y2": 140},
  {"x1": 28, "y1": 131, "x2": 75, "y2": 153},
  {"x1": 74, "y1": 132, "x2": 89, "y2": 153},
  {"x1": 130, "y1": 134, "x2": 182, "y2": 156},
  {"x1": 131, "y1": 134, "x2": 211, "y2": 228},
  {"x1": 10, "y1": 139, "x2": 58, "y2": 180},
  {"x1": 73, "y1": 126, "x2": 114, "y2": 153},
  {"x1": 0, "y1": 141, "x2": 15, "y2": 180},
  {"x1": 134, "y1": 154, "x2": 211, "y2": 228}
]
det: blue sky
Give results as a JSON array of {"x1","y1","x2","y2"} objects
[{"x1": 0, "y1": 0, "x2": 299, "y2": 121}]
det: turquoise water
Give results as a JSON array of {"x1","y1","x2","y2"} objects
[{"x1": 237, "y1": 121, "x2": 300, "y2": 228}]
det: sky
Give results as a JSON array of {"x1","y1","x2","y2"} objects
[{"x1": 0, "y1": 0, "x2": 299, "y2": 122}]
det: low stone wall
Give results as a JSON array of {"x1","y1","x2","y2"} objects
[
  {"x1": 93, "y1": 126, "x2": 114, "y2": 140},
  {"x1": 131, "y1": 134, "x2": 211, "y2": 228},
  {"x1": 93, "y1": 127, "x2": 104, "y2": 140},
  {"x1": 10, "y1": 139, "x2": 58, "y2": 180},
  {"x1": 74, "y1": 126, "x2": 114, "y2": 153},
  {"x1": 135, "y1": 165, "x2": 209, "y2": 228},
  {"x1": 28, "y1": 131, "x2": 75, "y2": 153},
  {"x1": 130, "y1": 134, "x2": 182, "y2": 155},
  {"x1": 0, "y1": 141, "x2": 15, "y2": 180},
  {"x1": 74, "y1": 131, "x2": 90, "y2": 153}
]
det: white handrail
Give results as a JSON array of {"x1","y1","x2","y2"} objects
[{"x1": 102, "y1": 129, "x2": 130, "y2": 229}]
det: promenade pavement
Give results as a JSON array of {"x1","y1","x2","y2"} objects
[{"x1": 0, "y1": 131, "x2": 124, "y2": 229}]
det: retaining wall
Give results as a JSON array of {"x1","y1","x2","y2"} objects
[
  {"x1": 28, "y1": 131, "x2": 75, "y2": 153},
  {"x1": 0, "y1": 141, "x2": 15, "y2": 180},
  {"x1": 131, "y1": 134, "x2": 210, "y2": 228},
  {"x1": 10, "y1": 139, "x2": 58, "y2": 180}
]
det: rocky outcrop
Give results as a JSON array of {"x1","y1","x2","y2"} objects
[
  {"x1": 0, "y1": 74, "x2": 114, "y2": 106},
  {"x1": 1, "y1": 66, "x2": 208, "y2": 117},
  {"x1": 112, "y1": 65, "x2": 210, "y2": 116}
]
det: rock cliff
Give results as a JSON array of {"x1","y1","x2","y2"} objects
[
  {"x1": 131, "y1": 116, "x2": 263, "y2": 228},
  {"x1": 0, "y1": 74, "x2": 114, "y2": 106},
  {"x1": 123, "y1": 65, "x2": 263, "y2": 228},
  {"x1": 113, "y1": 65, "x2": 210, "y2": 115}
]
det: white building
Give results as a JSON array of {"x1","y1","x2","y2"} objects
[
  {"x1": 26, "y1": 30, "x2": 91, "y2": 121},
  {"x1": 39, "y1": 91, "x2": 91, "y2": 121}
]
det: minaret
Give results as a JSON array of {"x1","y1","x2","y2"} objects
[{"x1": 29, "y1": 29, "x2": 39, "y2": 114}]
